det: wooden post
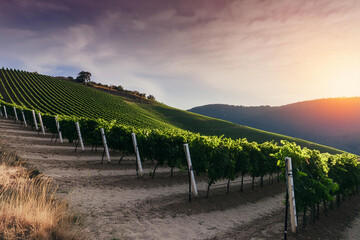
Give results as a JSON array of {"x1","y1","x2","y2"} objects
[
  {"x1": 13, "y1": 107, "x2": 19, "y2": 122},
  {"x1": 131, "y1": 133, "x2": 143, "y2": 177},
  {"x1": 184, "y1": 144, "x2": 198, "y2": 196},
  {"x1": 285, "y1": 157, "x2": 297, "y2": 233},
  {"x1": 21, "y1": 110, "x2": 27, "y2": 127},
  {"x1": 38, "y1": 112, "x2": 45, "y2": 135},
  {"x1": 75, "y1": 122, "x2": 84, "y2": 151},
  {"x1": 32, "y1": 110, "x2": 38, "y2": 130},
  {"x1": 4, "y1": 106, "x2": 8, "y2": 118},
  {"x1": 100, "y1": 128, "x2": 111, "y2": 163},
  {"x1": 55, "y1": 116, "x2": 63, "y2": 143}
]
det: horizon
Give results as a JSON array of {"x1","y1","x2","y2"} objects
[
  {"x1": 189, "y1": 96, "x2": 360, "y2": 109},
  {"x1": 1, "y1": 0, "x2": 359, "y2": 110}
]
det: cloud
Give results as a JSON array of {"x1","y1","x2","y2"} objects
[
  {"x1": 11, "y1": 0, "x2": 70, "y2": 11},
  {"x1": 0, "y1": 0, "x2": 359, "y2": 109}
]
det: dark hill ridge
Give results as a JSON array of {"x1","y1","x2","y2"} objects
[{"x1": 189, "y1": 97, "x2": 360, "y2": 154}]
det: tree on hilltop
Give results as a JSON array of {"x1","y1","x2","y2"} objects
[
  {"x1": 76, "y1": 71, "x2": 92, "y2": 83},
  {"x1": 147, "y1": 95, "x2": 155, "y2": 100}
]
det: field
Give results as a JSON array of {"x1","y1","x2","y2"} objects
[{"x1": 1, "y1": 117, "x2": 360, "y2": 239}]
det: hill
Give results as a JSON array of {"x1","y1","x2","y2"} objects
[
  {"x1": 189, "y1": 98, "x2": 360, "y2": 154},
  {"x1": 0, "y1": 67, "x2": 344, "y2": 154}
]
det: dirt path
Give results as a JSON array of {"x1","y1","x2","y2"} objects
[
  {"x1": 342, "y1": 202, "x2": 360, "y2": 240},
  {"x1": 0, "y1": 118, "x2": 290, "y2": 239},
  {"x1": 344, "y1": 217, "x2": 360, "y2": 240}
]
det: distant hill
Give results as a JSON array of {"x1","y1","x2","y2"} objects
[
  {"x1": 189, "y1": 97, "x2": 360, "y2": 154},
  {"x1": 0, "y1": 67, "x2": 346, "y2": 154}
]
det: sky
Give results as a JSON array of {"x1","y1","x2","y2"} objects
[{"x1": 0, "y1": 0, "x2": 359, "y2": 110}]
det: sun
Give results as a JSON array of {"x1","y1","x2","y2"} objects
[{"x1": 326, "y1": 60, "x2": 360, "y2": 97}]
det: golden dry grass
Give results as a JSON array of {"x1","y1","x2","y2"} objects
[{"x1": 0, "y1": 151, "x2": 84, "y2": 240}]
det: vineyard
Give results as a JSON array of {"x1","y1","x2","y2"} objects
[
  {"x1": 1, "y1": 67, "x2": 360, "y2": 236},
  {"x1": 1, "y1": 98, "x2": 359, "y2": 226},
  {"x1": 0, "y1": 67, "x2": 344, "y2": 154}
]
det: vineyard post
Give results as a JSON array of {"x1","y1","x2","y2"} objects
[
  {"x1": 4, "y1": 106, "x2": 8, "y2": 118},
  {"x1": 75, "y1": 122, "x2": 85, "y2": 151},
  {"x1": 55, "y1": 116, "x2": 63, "y2": 143},
  {"x1": 183, "y1": 144, "x2": 198, "y2": 198},
  {"x1": 32, "y1": 110, "x2": 38, "y2": 130},
  {"x1": 100, "y1": 128, "x2": 111, "y2": 163},
  {"x1": 286, "y1": 157, "x2": 297, "y2": 234},
  {"x1": 13, "y1": 107, "x2": 19, "y2": 122},
  {"x1": 38, "y1": 112, "x2": 45, "y2": 135},
  {"x1": 21, "y1": 110, "x2": 27, "y2": 127},
  {"x1": 0, "y1": 107, "x2": 2, "y2": 117},
  {"x1": 131, "y1": 133, "x2": 143, "y2": 177},
  {"x1": 188, "y1": 166, "x2": 191, "y2": 202}
]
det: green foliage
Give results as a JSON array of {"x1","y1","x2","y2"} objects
[
  {"x1": 57, "y1": 115, "x2": 78, "y2": 143},
  {"x1": 76, "y1": 71, "x2": 91, "y2": 83},
  {"x1": 107, "y1": 124, "x2": 136, "y2": 155},
  {"x1": 42, "y1": 114, "x2": 57, "y2": 134},
  {"x1": 328, "y1": 153, "x2": 360, "y2": 198},
  {"x1": 274, "y1": 141, "x2": 358, "y2": 215}
]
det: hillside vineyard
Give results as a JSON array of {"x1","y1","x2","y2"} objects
[
  {"x1": 1, "y1": 98, "x2": 360, "y2": 226},
  {"x1": 0, "y1": 68, "x2": 174, "y2": 129},
  {"x1": 1, "y1": 67, "x2": 360, "y2": 228},
  {"x1": 0, "y1": 68, "x2": 346, "y2": 154}
]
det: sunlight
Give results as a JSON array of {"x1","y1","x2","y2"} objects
[{"x1": 326, "y1": 60, "x2": 360, "y2": 97}]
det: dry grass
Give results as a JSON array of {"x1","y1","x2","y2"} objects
[{"x1": 0, "y1": 151, "x2": 84, "y2": 240}]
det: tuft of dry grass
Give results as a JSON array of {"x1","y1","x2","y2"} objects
[{"x1": 0, "y1": 151, "x2": 84, "y2": 240}]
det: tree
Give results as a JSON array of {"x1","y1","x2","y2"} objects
[
  {"x1": 76, "y1": 71, "x2": 91, "y2": 83},
  {"x1": 147, "y1": 95, "x2": 155, "y2": 100}
]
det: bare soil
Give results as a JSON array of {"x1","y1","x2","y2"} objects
[
  {"x1": 212, "y1": 193, "x2": 360, "y2": 240},
  {"x1": 1, "y1": 117, "x2": 359, "y2": 240}
]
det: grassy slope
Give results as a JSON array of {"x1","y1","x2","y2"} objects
[{"x1": 0, "y1": 68, "x2": 344, "y2": 154}]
